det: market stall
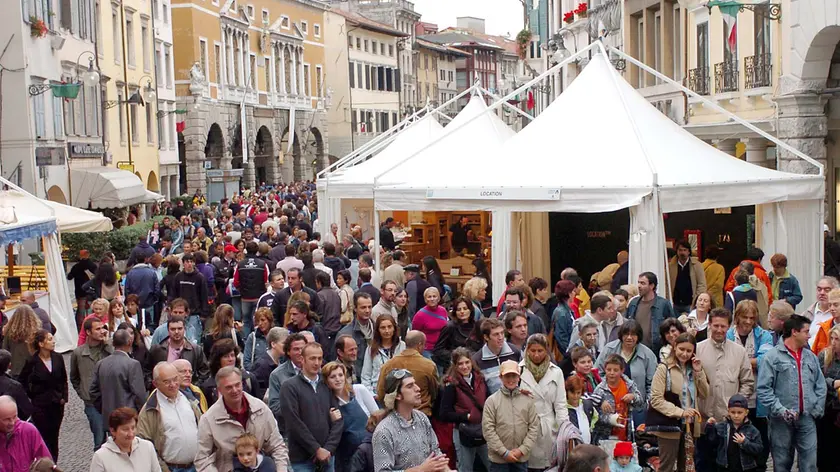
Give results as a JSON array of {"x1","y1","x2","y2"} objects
[
  {"x1": 372, "y1": 51, "x2": 824, "y2": 306},
  {"x1": 0, "y1": 183, "x2": 113, "y2": 352}
]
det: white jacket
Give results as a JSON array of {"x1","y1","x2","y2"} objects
[
  {"x1": 518, "y1": 361, "x2": 570, "y2": 469},
  {"x1": 361, "y1": 340, "x2": 406, "y2": 392},
  {"x1": 90, "y1": 437, "x2": 162, "y2": 472}
]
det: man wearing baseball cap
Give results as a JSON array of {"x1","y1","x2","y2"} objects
[
  {"x1": 482, "y1": 360, "x2": 539, "y2": 472},
  {"x1": 212, "y1": 243, "x2": 239, "y2": 306}
]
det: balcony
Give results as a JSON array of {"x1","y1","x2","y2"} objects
[
  {"x1": 688, "y1": 67, "x2": 710, "y2": 95},
  {"x1": 744, "y1": 53, "x2": 772, "y2": 89},
  {"x1": 714, "y1": 60, "x2": 739, "y2": 93}
]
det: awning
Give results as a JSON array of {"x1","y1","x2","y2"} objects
[
  {"x1": 143, "y1": 190, "x2": 165, "y2": 203},
  {"x1": 71, "y1": 166, "x2": 149, "y2": 209},
  {"x1": 0, "y1": 190, "x2": 112, "y2": 233}
]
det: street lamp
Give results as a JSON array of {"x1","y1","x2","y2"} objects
[
  {"x1": 77, "y1": 51, "x2": 101, "y2": 86},
  {"x1": 139, "y1": 75, "x2": 156, "y2": 102}
]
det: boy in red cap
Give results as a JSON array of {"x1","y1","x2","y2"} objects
[{"x1": 610, "y1": 441, "x2": 642, "y2": 471}]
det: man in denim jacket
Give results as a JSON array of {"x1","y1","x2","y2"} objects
[{"x1": 756, "y1": 314, "x2": 827, "y2": 472}]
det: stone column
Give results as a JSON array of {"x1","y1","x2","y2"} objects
[
  {"x1": 244, "y1": 159, "x2": 256, "y2": 189},
  {"x1": 713, "y1": 138, "x2": 739, "y2": 156},
  {"x1": 279, "y1": 45, "x2": 287, "y2": 95},
  {"x1": 227, "y1": 29, "x2": 235, "y2": 85},
  {"x1": 183, "y1": 97, "x2": 208, "y2": 194},
  {"x1": 775, "y1": 94, "x2": 827, "y2": 175},
  {"x1": 745, "y1": 138, "x2": 772, "y2": 168}
]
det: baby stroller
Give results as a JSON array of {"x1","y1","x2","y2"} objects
[{"x1": 598, "y1": 415, "x2": 661, "y2": 471}]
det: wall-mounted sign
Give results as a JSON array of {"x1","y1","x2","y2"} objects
[
  {"x1": 117, "y1": 162, "x2": 135, "y2": 173},
  {"x1": 34, "y1": 147, "x2": 66, "y2": 166},
  {"x1": 425, "y1": 188, "x2": 560, "y2": 201},
  {"x1": 67, "y1": 142, "x2": 105, "y2": 158}
]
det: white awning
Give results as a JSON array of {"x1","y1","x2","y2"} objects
[
  {"x1": 71, "y1": 166, "x2": 149, "y2": 209},
  {"x1": 143, "y1": 190, "x2": 165, "y2": 203}
]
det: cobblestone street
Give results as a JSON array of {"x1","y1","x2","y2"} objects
[{"x1": 57, "y1": 353, "x2": 93, "y2": 471}]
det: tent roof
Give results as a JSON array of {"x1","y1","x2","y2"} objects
[
  {"x1": 71, "y1": 166, "x2": 164, "y2": 209},
  {"x1": 373, "y1": 94, "x2": 516, "y2": 188},
  {"x1": 325, "y1": 115, "x2": 445, "y2": 198},
  {"x1": 2, "y1": 191, "x2": 113, "y2": 233},
  {"x1": 373, "y1": 54, "x2": 823, "y2": 212}
]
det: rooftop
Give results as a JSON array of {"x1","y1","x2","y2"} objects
[
  {"x1": 330, "y1": 9, "x2": 409, "y2": 37},
  {"x1": 418, "y1": 31, "x2": 504, "y2": 51},
  {"x1": 415, "y1": 38, "x2": 472, "y2": 57}
]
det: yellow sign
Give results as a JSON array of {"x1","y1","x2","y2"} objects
[{"x1": 117, "y1": 162, "x2": 135, "y2": 173}]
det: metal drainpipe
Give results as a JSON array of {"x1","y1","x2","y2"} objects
[{"x1": 120, "y1": 0, "x2": 133, "y2": 165}]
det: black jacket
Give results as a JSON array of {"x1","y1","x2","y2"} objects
[
  {"x1": 235, "y1": 254, "x2": 269, "y2": 300},
  {"x1": 323, "y1": 256, "x2": 347, "y2": 282},
  {"x1": 173, "y1": 270, "x2": 210, "y2": 318},
  {"x1": 147, "y1": 339, "x2": 210, "y2": 385},
  {"x1": 18, "y1": 352, "x2": 67, "y2": 409},
  {"x1": 0, "y1": 374, "x2": 33, "y2": 420},
  {"x1": 67, "y1": 259, "x2": 97, "y2": 295},
  {"x1": 301, "y1": 265, "x2": 323, "y2": 292},
  {"x1": 433, "y1": 320, "x2": 475, "y2": 369},
  {"x1": 127, "y1": 241, "x2": 156, "y2": 267},
  {"x1": 252, "y1": 351, "x2": 281, "y2": 392},
  {"x1": 358, "y1": 284, "x2": 381, "y2": 306},
  {"x1": 272, "y1": 287, "x2": 322, "y2": 327},
  {"x1": 317, "y1": 288, "x2": 342, "y2": 336},
  {"x1": 379, "y1": 226, "x2": 396, "y2": 251},
  {"x1": 279, "y1": 373, "x2": 344, "y2": 463}
]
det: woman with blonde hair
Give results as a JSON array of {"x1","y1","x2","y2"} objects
[
  {"x1": 202, "y1": 304, "x2": 243, "y2": 354},
  {"x1": 462, "y1": 277, "x2": 488, "y2": 321},
  {"x1": 2, "y1": 305, "x2": 42, "y2": 377},
  {"x1": 323, "y1": 361, "x2": 378, "y2": 472},
  {"x1": 77, "y1": 298, "x2": 111, "y2": 345},
  {"x1": 243, "y1": 307, "x2": 273, "y2": 370},
  {"x1": 818, "y1": 324, "x2": 840, "y2": 470}
]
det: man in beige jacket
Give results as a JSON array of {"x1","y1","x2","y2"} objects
[
  {"x1": 195, "y1": 366, "x2": 288, "y2": 472},
  {"x1": 482, "y1": 360, "x2": 539, "y2": 470},
  {"x1": 695, "y1": 309, "x2": 755, "y2": 422}
]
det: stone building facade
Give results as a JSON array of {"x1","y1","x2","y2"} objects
[{"x1": 172, "y1": 0, "x2": 328, "y2": 198}]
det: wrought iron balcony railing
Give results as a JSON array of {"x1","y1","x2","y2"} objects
[
  {"x1": 687, "y1": 67, "x2": 710, "y2": 95},
  {"x1": 714, "y1": 60, "x2": 739, "y2": 93},
  {"x1": 745, "y1": 53, "x2": 772, "y2": 89}
]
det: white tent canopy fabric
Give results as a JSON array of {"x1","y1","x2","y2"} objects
[
  {"x1": 71, "y1": 166, "x2": 164, "y2": 209},
  {"x1": 373, "y1": 55, "x2": 823, "y2": 212},
  {"x1": 0, "y1": 184, "x2": 111, "y2": 352},
  {"x1": 372, "y1": 53, "x2": 823, "y2": 305},
  {"x1": 324, "y1": 115, "x2": 445, "y2": 198},
  {"x1": 0, "y1": 190, "x2": 113, "y2": 233}
]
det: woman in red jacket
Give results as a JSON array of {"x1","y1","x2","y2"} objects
[{"x1": 439, "y1": 347, "x2": 490, "y2": 472}]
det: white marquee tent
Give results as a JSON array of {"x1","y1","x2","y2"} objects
[
  {"x1": 372, "y1": 53, "x2": 825, "y2": 305},
  {"x1": 0, "y1": 184, "x2": 113, "y2": 352}
]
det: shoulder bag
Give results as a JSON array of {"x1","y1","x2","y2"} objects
[
  {"x1": 644, "y1": 367, "x2": 683, "y2": 433},
  {"x1": 455, "y1": 382, "x2": 487, "y2": 447}
]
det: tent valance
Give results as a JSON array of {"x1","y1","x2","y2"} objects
[
  {"x1": 0, "y1": 190, "x2": 113, "y2": 233},
  {"x1": 0, "y1": 219, "x2": 57, "y2": 245}
]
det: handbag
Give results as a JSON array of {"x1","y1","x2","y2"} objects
[
  {"x1": 456, "y1": 382, "x2": 487, "y2": 447},
  {"x1": 645, "y1": 367, "x2": 683, "y2": 433}
]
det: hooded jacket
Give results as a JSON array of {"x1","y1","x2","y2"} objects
[
  {"x1": 482, "y1": 385, "x2": 540, "y2": 464},
  {"x1": 128, "y1": 240, "x2": 156, "y2": 267},
  {"x1": 172, "y1": 269, "x2": 210, "y2": 318},
  {"x1": 125, "y1": 263, "x2": 161, "y2": 308}
]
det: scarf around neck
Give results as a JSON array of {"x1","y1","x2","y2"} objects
[
  {"x1": 358, "y1": 319, "x2": 374, "y2": 340},
  {"x1": 525, "y1": 357, "x2": 550, "y2": 383}
]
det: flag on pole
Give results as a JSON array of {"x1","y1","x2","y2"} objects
[
  {"x1": 526, "y1": 91, "x2": 535, "y2": 110},
  {"x1": 710, "y1": 1, "x2": 740, "y2": 53},
  {"x1": 176, "y1": 121, "x2": 185, "y2": 133}
]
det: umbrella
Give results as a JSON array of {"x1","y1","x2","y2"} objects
[{"x1": 684, "y1": 421, "x2": 696, "y2": 472}]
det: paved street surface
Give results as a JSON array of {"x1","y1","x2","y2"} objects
[{"x1": 57, "y1": 352, "x2": 94, "y2": 471}]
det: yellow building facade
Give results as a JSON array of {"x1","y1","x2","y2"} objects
[
  {"x1": 172, "y1": 0, "x2": 328, "y2": 197},
  {"x1": 99, "y1": 0, "x2": 159, "y2": 189}
]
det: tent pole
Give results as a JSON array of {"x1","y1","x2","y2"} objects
[
  {"x1": 607, "y1": 46, "x2": 824, "y2": 175},
  {"x1": 373, "y1": 204, "x2": 381, "y2": 273},
  {"x1": 6, "y1": 244, "x2": 13, "y2": 278}
]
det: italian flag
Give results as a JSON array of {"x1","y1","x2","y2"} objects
[{"x1": 711, "y1": 1, "x2": 740, "y2": 53}]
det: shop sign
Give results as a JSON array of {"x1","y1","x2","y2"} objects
[
  {"x1": 117, "y1": 162, "x2": 135, "y2": 173},
  {"x1": 35, "y1": 147, "x2": 66, "y2": 166},
  {"x1": 67, "y1": 142, "x2": 106, "y2": 158},
  {"x1": 426, "y1": 188, "x2": 561, "y2": 201}
]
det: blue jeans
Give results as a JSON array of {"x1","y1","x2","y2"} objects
[
  {"x1": 186, "y1": 315, "x2": 203, "y2": 344},
  {"x1": 170, "y1": 467, "x2": 196, "y2": 472},
  {"x1": 292, "y1": 458, "x2": 335, "y2": 472},
  {"x1": 240, "y1": 299, "x2": 257, "y2": 339},
  {"x1": 83, "y1": 405, "x2": 105, "y2": 451},
  {"x1": 768, "y1": 414, "x2": 817, "y2": 472},
  {"x1": 488, "y1": 461, "x2": 527, "y2": 472},
  {"x1": 453, "y1": 428, "x2": 490, "y2": 472}
]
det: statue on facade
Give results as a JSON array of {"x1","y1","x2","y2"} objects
[{"x1": 189, "y1": 62, "x2": 206, "y2": 95}]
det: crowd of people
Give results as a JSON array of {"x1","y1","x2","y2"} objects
[{"x1": 0, "y1": 182, "x2": 839, "y2": 472}]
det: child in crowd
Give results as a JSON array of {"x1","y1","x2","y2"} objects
[
  {"x1": 704, "y1": 394, "x2": 763, "y2": 472},
  {"x1": 610, "y1": 441, "x2": 642, "y2": 472},
  {"x1": 570, "y1": 346, "x2": 601, "y2": 395},
  {"x1": 232, "y1": 433, "x2": 276, "y2": 472},
  {"x1": 591, "y1": 355, "x2": 644, "y2": 443}
]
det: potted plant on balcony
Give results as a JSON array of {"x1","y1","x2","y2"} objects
[
  {"x1": 30, "y1": 16, "x2": 48, "y2": 38},
  {"x1": 516, "y1": 29, "x2": 531, "y2": 59},
  {"x1": 563, "y1": 11, "x2": 575, "y2": 24},
  {"x1": 574, "y1": 3, "x2": 588, "y2": 19}
]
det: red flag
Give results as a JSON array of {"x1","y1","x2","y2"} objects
[
  {"x1": 526, "y1": 91, "x2": 535, "y2": 110},
  {"x1": 176, "y1": 121, "x2": 185, "y2": 133}
]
